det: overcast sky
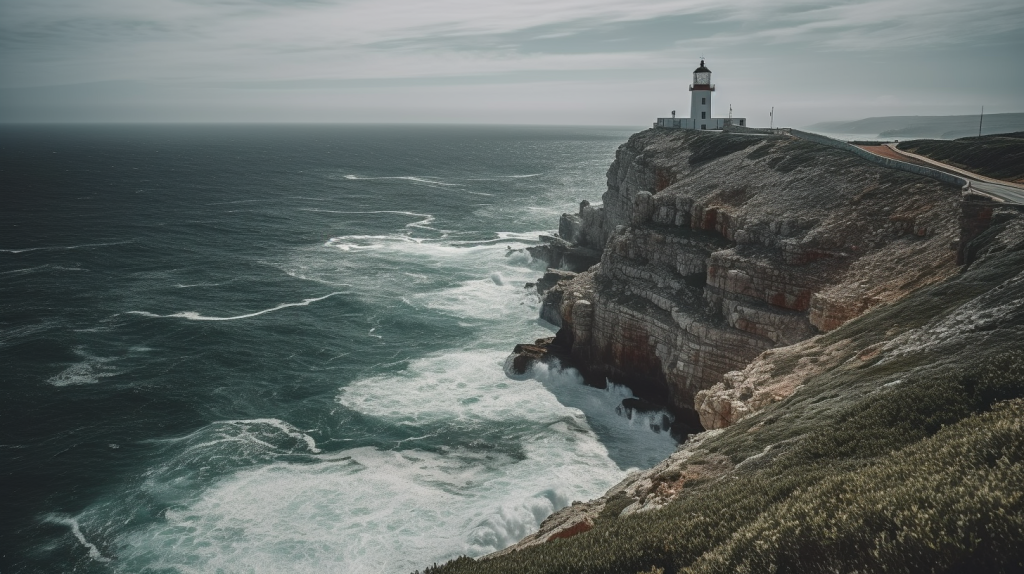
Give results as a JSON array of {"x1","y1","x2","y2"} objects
[{"x1": 1, "y1": 0, "x2": 1021, "y2": 126}]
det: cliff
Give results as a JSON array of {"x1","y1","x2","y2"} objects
[
  {"x1": 530, "y1": 129, "x2": 962, "y2": 429},
  {"x1": 421, "y1": 128, "x2": 1024, "y2": 574}
]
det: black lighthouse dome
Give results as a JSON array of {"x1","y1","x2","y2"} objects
[{"x1": 692, "y1": 59, "x2": 712, "y2": 87}]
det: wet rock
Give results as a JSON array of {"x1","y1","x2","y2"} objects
[
  {"x1": 526, "y1": 236, "x2": 600, "y2": 273},
  {"x1": 504, "y1": 337, "x2": 563, "y2": 376},
  {"x1": 535, "y1": 269, "x2": 577, "y2": 295},
  {"x1": 620, "y1": 397, "x2": 662, "y2": 413}
]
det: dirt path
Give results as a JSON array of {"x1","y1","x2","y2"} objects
[{"x1": 855, "y1": 145, "x2": 932, "y2": 165}]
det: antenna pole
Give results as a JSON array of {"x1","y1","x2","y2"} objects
[
  {"x1": 978, "y1": 106, "x2": 984, "y2": 138},
  {"x1": 770, "y1": 107, "x2": 774, "y2": 130}
]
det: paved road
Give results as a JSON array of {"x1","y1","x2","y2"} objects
[
  {"x1": 886, "y1": 144, "x2": 1024, "y2": 205},
  {"x1": 855, "y1": 143, "x2": 1024, "y2": 205},
  {"x1": 969, "y1": 180, "x2": 1024, "y2": 205}
]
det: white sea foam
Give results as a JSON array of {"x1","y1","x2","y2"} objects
[
  {"x1": 47, "y1": 349, "x2": 119, "y2": 387},
  {"x1": 142, "y1": 419, "x2": 322, "y2": 466},
  {"x1": 338, "y1": 350, "x2": 572, "y2": 428},
  {"x1": 496, "y1": 231, "x2": 547, "y2": 241},
  {"x1": 301, "y1": 209, "x2": 436, "y2": 230},
  {"x1": 1, "y1": 264, "x2": 51, "y2": 276},
  {"x1": 319, "y1": 234, "x2": 530, "y2": 265},
  {"x1": 464, "y1": 174, "x2": 542, "y2": 180},
  {"x1": 101, "y1": 218, "x2": 671, "y2": 572},
  {"x1": 44, "y1": 516, "x2": 111, "y2": 563},
  {"x1": 219, "y1": 418, "x2": 321, "y2": 454},
  {"x1": 343, "y1": 175, "x2": 463, "y2": 187},
  {"x1": 110, "y1": 345, "x2": 674, "y2": 573},
  {"x1": 0, "y1": 240, "x2": 131, "y2": 254},
  {"x1": 526, "y1": 360, "x2": 678, "y2": 469},
  {"x1": 112, "y1": 445, "x2": 584, "y2": 574},
  {"x1": 127, "y1": 292, "x2": 346, "y2": 321},
  {"x1": 409, "y1": 258, "x2": 540, "y2": 325}
]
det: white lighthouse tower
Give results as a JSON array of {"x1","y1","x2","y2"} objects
[
  {"x1": 689, "y1": 59, "x2": 713, "y2": 127},
  {"x1": 655, "y1": 59, "x2": 745, "y2": 130}
]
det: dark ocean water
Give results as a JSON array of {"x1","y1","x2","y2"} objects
[{"x1": 0, "y1": 124, "x2": 677, "y2": 573}]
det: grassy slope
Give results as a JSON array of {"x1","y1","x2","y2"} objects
[
  {"x1": 900, "y1": 133, "x2": 1024, "y2": 183},
  {"x1": 419, "y1": 212, "x2": 1024, "y2": 574}
]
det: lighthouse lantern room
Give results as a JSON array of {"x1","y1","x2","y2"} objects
[
  {"x1": 655, "y1": 59, "x2": 745, "y2": 130},
  {"x1": 689, "y1": 60, "x2": 714, "y2": 125}
]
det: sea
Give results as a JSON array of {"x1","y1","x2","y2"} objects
[{"x1": 0, "y1": 124, "x2": 679, "y2": 574}]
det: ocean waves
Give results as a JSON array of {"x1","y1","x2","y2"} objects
[
  {"x1": 126, "y1": 292, "x2": 348, "y2": 322},
  {"x1": 3, "y1": 124, "x2": 641, "y2": 572},
  {"x1": 0, "y1": 240, "x2": 133, "y2": 254},
  {"x1": 47, "y1": 348, "x2": 120, "y2": 386},
  {"x1": 300, "y1": 209, "x2": 437, "y2": 231},
  {"x1": 343, "y1": 174, "x2": 464, "y2": 188}
]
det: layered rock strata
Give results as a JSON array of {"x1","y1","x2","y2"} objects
[
  {"x1": 486, "y1": 196, "x2": 1023, "y2": 567},
  {"x1": 532, "y1": 129, "x2": 963, "y2": 427}
]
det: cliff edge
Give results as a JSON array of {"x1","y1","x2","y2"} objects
[
  {"x1": 421, "y1": 128, "x2": 1024, "y2": 574},
  {"x1": 528, "y1": 128, "x2": 965, "y2": 429}
]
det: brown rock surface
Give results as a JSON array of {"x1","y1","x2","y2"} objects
[
  {"x1": 505, "y1": 337, "x2": 561, "y2": 376},
  {"x1": 545, "y1": 128, "x2": 962, "y2": 426}
]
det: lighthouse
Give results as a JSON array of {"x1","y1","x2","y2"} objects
[
  {"x1": 654, "y1": 59, "x2": 745, "y2": 130},
  {"x1": 689, "y1": 60, "x2": 713, "y2": 127}
]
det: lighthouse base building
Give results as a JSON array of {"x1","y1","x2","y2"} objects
[
  {"x1": 654, "y1": 59, "x2": 745, "y2": 130},
  {"x1": 654, "y1": 117, "x2": 740, "y2": 130}
]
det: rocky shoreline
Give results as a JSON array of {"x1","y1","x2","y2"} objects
[
  {"x1": 424, "y1": 127, "x2": 1024, "y2": 572},
  {"x1": 509, "y1": 127, "x2": 967, "y2": 432}
]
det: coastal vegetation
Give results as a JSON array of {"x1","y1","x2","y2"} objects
[
  {"x1": 900, "y1": 132, "x2": 1024, "y2": 183},
  {"x1": 422, "y1": 219, "x2": 1024, "y2": 573},
  {"x1": 418, "y1": 129, "x2": 1024, "y2": 574}
]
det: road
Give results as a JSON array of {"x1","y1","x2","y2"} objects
[{"x1": 855, "y1": 143, "x2": 1024, "y2": 205}]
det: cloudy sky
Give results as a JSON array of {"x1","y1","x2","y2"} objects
[{"x1": 1, "y1": 0, "x2": 1021, "y2": 126}]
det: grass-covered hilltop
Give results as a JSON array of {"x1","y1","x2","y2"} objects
[
  {"x1": 899, "y1": 132, "x2": 1024, "y2": 184},
  {"x1": 419, "y1": 128, "x2": 1024, "y2": 574}
]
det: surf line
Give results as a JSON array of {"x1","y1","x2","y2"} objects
[
  {"x1": 44, "y1": 516, "x2": 111, "y2": 563},
  {"x1": 127, "y1": 292, "x2": 345, "y2": 321},
  {"x1": 342, "y1": 175, "x2": 462, "y2": 187},
  {"x1": 0, "y1": 240, "x2": 133, "y2": 254},
  {"x1": 301, "y1": 209, "x2": 435, "y2": 229}
]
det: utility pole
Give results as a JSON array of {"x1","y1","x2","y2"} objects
[
  {"x1": 978, "y1": 106, "x2": 984, "y2": 138},
  {"x1": 770, "y1": 107, "x2": 774, "y2": 130}
]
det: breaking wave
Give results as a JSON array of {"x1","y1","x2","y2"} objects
[
  {"x1": 0, "y1": 240, "x2": 132, "y2": 254},
  {"x1": 127, "y1": 292, "x2": 346, "y2": 321}
]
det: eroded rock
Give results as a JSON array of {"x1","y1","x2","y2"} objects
[
  {"x1": 504, "y1": 337, "x2": 564, "y2": 377},
  {"x1": 545, "y1": 129, "x2": 962, "y2": 424}
]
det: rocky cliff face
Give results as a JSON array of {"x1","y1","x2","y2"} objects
[
  {"x1": 537, "y1": 129, "x2": 962, "y2": 428},
  {"x1": 427, "y1": 131, "x2": 1023, "y2": 574}
]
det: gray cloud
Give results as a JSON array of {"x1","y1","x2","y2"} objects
[{"x1": 1, "y1": 0, "x2": 1021, "y2": 124}]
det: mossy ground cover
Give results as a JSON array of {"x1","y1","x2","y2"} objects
[
  {"x1": 686, "y1": 133, "x2": 763, "y2": 167},
  {"x1": 900, "y1": 133, "x2": 1024, "y2": 183},
  {"x1": 417, "y1": 219, "x2": 1024, "y2": 574}
]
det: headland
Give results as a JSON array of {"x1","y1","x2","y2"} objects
[{"x1": 421, "y1": 126, "x2": 1024, "y2": 573}]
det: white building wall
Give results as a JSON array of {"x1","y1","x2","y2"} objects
[
  {"x1": 690, "y1": 89, "x2": 712, "y2": 123},
  {"x1": 653, "y1": 117, "x2": 746, "y2": 130}
]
